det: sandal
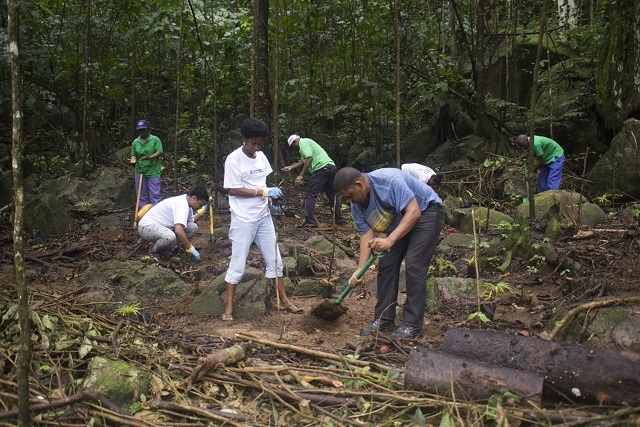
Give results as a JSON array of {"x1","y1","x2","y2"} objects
[
  {"x1": 279, "y1": 304, "x2": 304, "y2": 314},
  {"x1": 221, "y1": 313, "x2": 234, "y2": 322}
]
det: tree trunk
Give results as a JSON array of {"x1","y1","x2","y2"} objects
[
  {"x1": 405, "y1": 347, "x2": 544, "y2": 403},
  {"x1": 250, "y1": 0, "x2": 258, "y2": 117},
  {"x1": 174, "y1": 0, "x2": 185, "y2": 193},
  {"x1": 442, "y1": 328, "x2": 640, "y2": 405},
  {"x1": 8, "y1": 0, "x2": 31, "y2": 424},
  {"x1": 527, "y1": 0, "x2": 548, "y2": 219},
  {"x1": 257, "y1": 0, "x2": 270, "y2": 121},
  {"x1": 81, "y1": 0, "x2": 91, "y2": 172},
  {"x1": 394, "y1": 0, "x2": 401, "y2": 167},
  {"x1": 272, "y1": 0, "x2": 280, "y2": 173}
]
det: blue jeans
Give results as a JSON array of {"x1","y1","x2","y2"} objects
[
  {"x1": 225, "y1": 214, "x2": 283, "y2": 284},
  {"x1": 538, "y1": 154, "x2": 564, "y2": 192},
  {"x1": 374, "y1": 204, "x2": 444, "y2": 328},
  {"x1": 304, "y1": 164, "x2": 344, "y2": 225},
  {"x1": 135, "y1": 172, "x2": 162, "y2": 206}
]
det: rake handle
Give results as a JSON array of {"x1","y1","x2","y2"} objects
[{"x1": 335, "y1": 253, "x2": 378, "y2": 304}]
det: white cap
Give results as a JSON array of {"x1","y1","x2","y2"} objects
[{"x1": 287, "y1": 134, "x2": 299, "y2": 146}]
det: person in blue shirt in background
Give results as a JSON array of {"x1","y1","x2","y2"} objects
[{"x1": 334, "y1": 167, "x2": 444, "y2": 339}]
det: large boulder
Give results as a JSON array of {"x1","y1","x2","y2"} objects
[
  {"x1": 78, "y1": 261, "x2": 190, "y2": 303},
  {"x1": 24, "y1": 194, "x2": 74, "y2": 236},
  {"x1": 402, "y1": 126, "x2": 440, "y2": 164},
  {"x1": 516, "y1": 190, "x2": 606, "y2": 228},
  {"x1": 91, "y1": 167, "x2": 135, "y2": 209},
  {"x1": 588, "y1": 119, "x2": 640, "y2": 199},
  {"x1": 37, "y1": 166, "x2": 133, "y2": 210},
  {"x1": 188, "y1": 267, "x2": 295, "y2": 318}
]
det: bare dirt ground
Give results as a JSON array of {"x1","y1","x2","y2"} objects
[{"x1": 3, "y1": 186, "x2": 639, "y2": 355}]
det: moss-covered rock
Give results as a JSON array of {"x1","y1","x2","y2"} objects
[
  {"x1": 303, "y1": 235, "x2": 347, "y2": 259},
  {"x1": 545, "y1": 307, "x2": 640, "y2": 352},
  {"x1": 81, "y1": 357, "x2": 150, "y2": 409},
  {"x1": 439, "y1": 232, "x2": 475, "y2": 249},
  {"x1": 295, "y1": 278, "x2": 325, "y2": 296},
  {"x1": 189, "y1": 268, "x2": 295, "y2": 317},
  {"x1": 429, "y1": 257, "x2": 458, "y2": 277},
  {"x1": 516, "y1": 190, "x2": 607, "y2": 232}
]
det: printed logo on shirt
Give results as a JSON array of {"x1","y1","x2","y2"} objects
[
  {"x1": 250, "y1": 168, "x2": 267, "y2": 174},
  {"x1": 366, "y1": 210, "x2": 394, "y2": 233}
]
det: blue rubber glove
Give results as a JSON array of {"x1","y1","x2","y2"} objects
[
  {"x1": 186, "y1": 246, "x2": 201, "y2": 261},
  {"x1": 197, "y1": 204, "x2": 208, "y2": 216},
  {"x1": 263, "y1": 187, "x2": 283, "y2": 198}
]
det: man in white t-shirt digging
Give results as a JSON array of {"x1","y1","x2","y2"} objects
[{"x1": 138, "y1": 186, "x2": 209, "y2": 261}]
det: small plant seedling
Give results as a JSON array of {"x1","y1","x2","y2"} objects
[
  {"x1": 114, "y1": 302, "x2": 142, "y2": 317},
  {"x1": 594, "y1": 193, "x2": 622, "y2": 207},
  {"x1": 483, "y1": 282, "x2": 515, "y2": 300},
  {"x1": 468, "y1": 311, "x2": 491, "y2": 324},
  {"x1": 75, "y1": 199, "x2": 95, "y2": 212}
]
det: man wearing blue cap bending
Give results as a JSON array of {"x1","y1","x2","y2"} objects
[{"x1": 130, "y1": 119, "x2": 164, "y2": 205}]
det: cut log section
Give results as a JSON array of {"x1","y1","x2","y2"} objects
[
  {"x1": 442, "y1": 328, "x2": 640, "y2": 405},
  {"x1": 405, "y1": 347, "x2": 543, "y2": 404}
]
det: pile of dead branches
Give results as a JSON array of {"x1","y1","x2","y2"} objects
[{"x1": 1, "y1": 288, "x2": 638, "y2": 426}]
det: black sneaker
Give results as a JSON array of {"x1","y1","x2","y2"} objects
[
  {"x1": 390, "y1": 325, "x2": 422, "y2": 339},
  {"x1": 359, "y1": 319, "x2": 395, "y2": 335}
]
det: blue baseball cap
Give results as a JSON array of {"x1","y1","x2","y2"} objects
[{"x1": 136, "y1": 120, "x2": 149, "y2": 130}]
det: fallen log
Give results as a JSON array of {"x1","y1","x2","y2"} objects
[
  {"x1": 442, "y1": 328, "x2": 640, "y2": 405},
  {"x1": 404, "y1": 347, "x2": 543, "y2": 404}
]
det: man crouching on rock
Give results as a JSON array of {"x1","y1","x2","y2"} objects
[{"x1": 138, "y1": 185, "x2": 209, "y2": 262}]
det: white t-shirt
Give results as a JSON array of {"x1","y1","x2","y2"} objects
[
  {"x1": 401, "y1": 163, "x2": 436, "y2": 185},
  {"x1": 138, "y1": 194, "x2": 193, "y2": 229},
  {"x1": 224, "y1": 146, "x2": 272, "y2": 222}
]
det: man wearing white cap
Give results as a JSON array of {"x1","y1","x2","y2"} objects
[{"x1": 282, "y1": 135, "x2": 345, "y2": 227}]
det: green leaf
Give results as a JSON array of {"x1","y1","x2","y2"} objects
[
  {"x1": 439, "y1": 412, "x2": 458, "y2": 427},
  {"x1": 468, "y1": 311, "x2": 490, "y2": 323},
  {"x1": 413, "y1": 407, "x2": 426, "y2": 426}
]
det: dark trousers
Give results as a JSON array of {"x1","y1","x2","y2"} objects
[
  {"x1": 304, "y1": 164, "x2": 344, "y2": 225},
  {"x1": 374, "y1": 205, "x2": 444, "y2": 328}
]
